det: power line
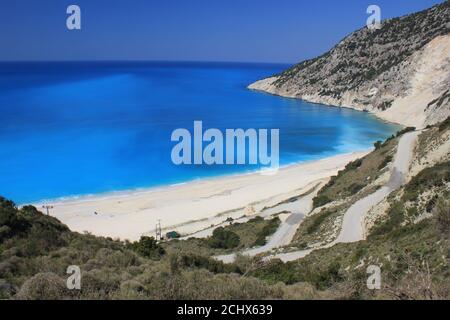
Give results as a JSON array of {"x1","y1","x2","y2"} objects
[
  {"x1": 42, "y1": 205, "x2": 54, "y2": 215},
  {"x1": 156, "y1": 219, "x2": 162, "y2": 241}
]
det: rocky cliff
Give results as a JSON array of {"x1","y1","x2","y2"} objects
[{"x1": 249, "y1": 2, "x2": 450, "y2": 128}]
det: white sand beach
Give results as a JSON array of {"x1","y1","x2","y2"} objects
[{"x1": 34, "y1": 151, "x2": 369, "y2": 241}]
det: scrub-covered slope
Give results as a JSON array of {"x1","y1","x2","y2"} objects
[{"x1": 249, "y1": 2, "x2": 450, "y2": 128}]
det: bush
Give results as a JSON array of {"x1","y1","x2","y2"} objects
[
  {"x1": 438, "y1": 116, "x2": 450, "y2": 131},
  {"x1": 369, "y1": 202, "x2": 404, "y2": 237},
  {"x1": 346, "y1": 183, "x2": 364, "y2": 194},
  {"x1": 396, "y1": 127, "x2": 416, "y2": 137},
  {"x1": 434, "y1": 197, "x2": 450, "y2": 234},
  {"x1": 119, "y1": 279, "x2": 146, "y2": 299},
  {"x1": 129, "y1": 236, "x2": 165, "y2": 259},
  {"x1": 402, "y1": 162, "x2": 450, "y2": 202},
  {"x1": 425, "y1": 195, "x2": 438, "y2": 213},
  {"x1": 311, "y1": 262, "x2": 344, "y2": 290},
  {"x1": 312, "y1": 195, "x2": 332, "y2": 208},
  {"x1": 208, "y1": 227, "x2": 240, "y2": 249},
  {"x1": 95, "y1": 248, "x2": 140, "y2": 268},
  {"x1": 253, "y1": 217, "x2": 280, "y2": 246},
  {"x1": 307, "y1": 209, "x2": 334, "y2": 234},
  {"x1": 145, "y1": 269, "x2": 284, "y2": 300},
  {"x1": 15, "y1": 272, "x2": 68, "y2": 300},
  {"x1": 178, "y1": 254, "x2": 234, "y2": 273},
  {"x1": 248, "y1": 216, "x2": 264, "y2": 223},
  {"x1": 0, "y1": 279, "x2": 17, "y2": 299},
  {"x1": 345, "y1": 159, "x2": 363, "y2": 170},
  {"x1": 0, "y1": 197, "x2": 30, "y2": 241},
  {"x1": 81, "y1": 269, "x2": 122, "y2": 299},
  {"x1": 378, "y1": 155, "x2": 393, "y2": 170}
]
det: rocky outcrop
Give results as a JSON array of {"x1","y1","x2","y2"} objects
[{"x1": 249, "y1": 2, "x2": 450, "y2": 128}]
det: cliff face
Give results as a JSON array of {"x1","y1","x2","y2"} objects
[{"x1": 249, "y1": 2, "x2": 450, "y2": 128}]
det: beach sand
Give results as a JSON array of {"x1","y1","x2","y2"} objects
[{"x1": 34, "y1": 151, "x2": 369, "y2": 241}]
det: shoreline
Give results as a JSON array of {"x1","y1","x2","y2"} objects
[
  {"x1": 33, "y1": 149, "x2": 370, "y2": 241},
  {"x1": 248, "y1": 79, "x2": 407, "y2": 128},
  {"x1": 30, "y1": 150, "x2": 366, "y2": 206}
]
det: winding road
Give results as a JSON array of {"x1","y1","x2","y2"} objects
[
  {"x1": 215, "y1": 131, "x2": 420, "y2": 263},
  {"x1": 215, "y1": 187, "x2": 318, "y2": 263},
  {"x1": 336, "y1": 131, "x2": 419, "y2": 243}
]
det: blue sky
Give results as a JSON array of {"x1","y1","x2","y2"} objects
[{"x1": 0, "y1": 0, "x2": 443, "y2": 63}]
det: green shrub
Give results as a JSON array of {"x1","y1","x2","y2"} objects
[
  {"x1": 208, "y1": 227, "x2": 240, "y2": 249},
  {"x1": 178, "y1": 254, "x2": 235, "y2": 274},
  {"x1": 311, "y1": 262, "x2": 344, "y2": 290},
  {"x1": 0, "y1": 197, "x2": 30, "y2": 241},
  {"x1": 434, "y1": 197, "x2": 450, "y2": 234},
  {"x1": 15, "y1": 272, "x2": 68, "y2": 300},
  {"x1": 378, "y1": 155, "x2": 393, "y2": 170},
  {"x1": 346, "y1": 183, "x2": 364, "y2": 194},
  {"x1": 369, "y1": 202, "x2": 404, "y2": 237},
  {"x1": 312, "y1": 195, "x2": 332, "y2": 208},
  {"x1": 81, "y1": 269, "x2": 122, "y2": 298},
  {"x1": 307, "y1": 209, "x2": 334, "y2": 234},
  {"x1": 247, "y1": 216, "x2": 264, "y2": 223},
  {"x1": 402, "y1": 162, "x2": 450, "y2": 202},
  {"x1": 0, "y1": 279, "x2": 17, "y2": 299},
  {"x1": 250, "y1": 259, "x2": 299, "y2": 285},
  {"x1": 438, "y1": 116, "x2": 450, "y2": 131},
  {"x1": 253, "y1": 217, "x2": 280, "y2": 246},
  {"x1": 345, "y1": 159, "x2": 363, "y2": 170},
  {"x1": 129, "y1": 236, "x2": 165, "y2": 259},
  {"x1": 425, "y1": 195, "x2": 438, "y2": 213},
  {"x1": 396, "y1": 127, "x2": 416, "y2": 137}
]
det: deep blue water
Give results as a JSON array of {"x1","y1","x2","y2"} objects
[{"x1": 0, "y1": 62, "x2": 399, "y2": 204}]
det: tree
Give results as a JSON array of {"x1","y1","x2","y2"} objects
[
  {"x1": 208, "y1": 227, "x2": 240, "y2": 249},
  {"x1": 130, "y1": 236, "x2": 165, "y2": 259}
]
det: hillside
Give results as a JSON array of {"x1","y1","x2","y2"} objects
[{"x1": 249, "y1": 2, "x2": 450, "y2": 128}]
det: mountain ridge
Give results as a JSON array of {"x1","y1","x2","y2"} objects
[{"x1": 249, "y1": 1, "x2": 450, "y2": 128}]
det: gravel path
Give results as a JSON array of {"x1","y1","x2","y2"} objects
[{"x1": 215, "y1": 131, "x2": 419, "y2": 263}]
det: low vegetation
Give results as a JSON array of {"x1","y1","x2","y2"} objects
[
  {"x1": 208, "y1": 227, "x2": 240, "y2": 249},
  {"x1": 312, "y1": 135, "x2": 397, "y2": 208},
  {"x1": 402, "y1": 161, "x2": 449, "y2": 202},
  {"x1": 291, "y1": 204, "x2": 347, "y2": 248},
  {"x1": 0, "y1": 198, "x2": 285, "y2": 299},
  {"x1": 127, "y1": 236, "x2": 165, "y2": 260},
  {"x1": 252, "y1": 217, "x2": 280, "y2": 246},
  {"x1": 163, "y1": 215, "x2": 281, "y2": 258}
]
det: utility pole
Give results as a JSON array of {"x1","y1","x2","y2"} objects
[
  {"x1": 42, "y1": 205, "x2": 54, "y2": 215},
  {"x1": 155, "y1": 219, "x2": 162, "y2": 241}
]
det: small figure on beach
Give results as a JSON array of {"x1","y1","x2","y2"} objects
[{"x1": 245, "y1": 205, "x2": 255, "y2": 216}]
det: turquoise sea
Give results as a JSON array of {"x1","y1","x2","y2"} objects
[{"x1": 0, "y1": 62, "x2": 400, "y2": 204}]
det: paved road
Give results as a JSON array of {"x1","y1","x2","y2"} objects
[
  {"x1": 336, "y1": 131, "x2": 419, "y2": 243},
  {"x1": 215, "y1": 190, "x2": 317, "y2": 263}
]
